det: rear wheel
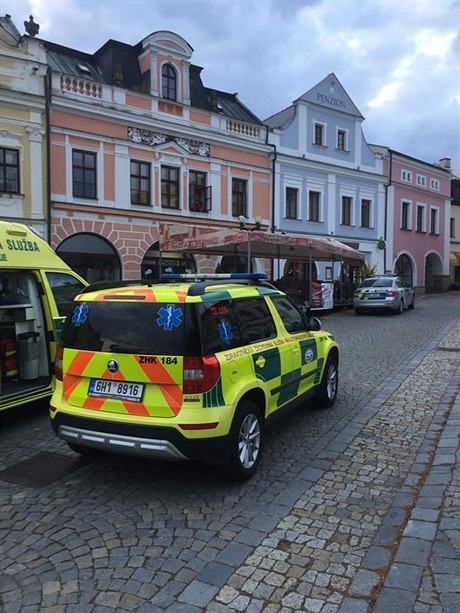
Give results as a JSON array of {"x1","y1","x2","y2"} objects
[
  {"x1": 408, "y1": 295, "x2": 415, "y2": 310},
  {"x1": 354, "y1": 308, "x2": 364, "y2": 315},
  {"x1": 396, "y1": 300, "x2": 404, "y2": 314},
  {"x1": 224, "y1": 401, "x2": 263, "y2": 481},
  {"x1": 316, "y1": 355, "x2": 338, "y2": 408}
]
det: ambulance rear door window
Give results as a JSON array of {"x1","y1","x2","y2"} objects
[{"x1": 62, "y1": 302, "x2": 194, "y2": 355}]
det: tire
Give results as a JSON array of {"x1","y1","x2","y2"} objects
[
  {"x1": 408, "y1": 295, "x2": 415, "y2": 310},
  {"x1": 354, "y1": 308, "x2": 364, "y2": 315},
  {"x1": 224, "y1": 401, "x2": 263, "y2": 481},
  {"x1": 396, "y1": 300, "x2": 403, "y2": 315},
  {"x1": 316, "y1": 354, "x2": 338, "y2": 409}
]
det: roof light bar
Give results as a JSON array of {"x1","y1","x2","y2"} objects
[{"x1": 161, "y1": 273, "x2": 267, "y2": 281}]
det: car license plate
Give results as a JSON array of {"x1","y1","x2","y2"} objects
[{"x1": 88, "y1": 379, "x2": 144, "y2": 402}]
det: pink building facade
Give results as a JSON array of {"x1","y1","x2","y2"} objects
[
  {"x1": 45, "y1": 31, "x2": 271, "y2": 282},
  {"x1": 371, "y1": 147, "x2": 452, "y2": 292}
]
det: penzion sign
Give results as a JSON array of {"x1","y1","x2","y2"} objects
[{"x1": 316, "y1": 93, "x2": 346, "y2": 108}]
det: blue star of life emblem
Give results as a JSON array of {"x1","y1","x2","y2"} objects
[
  {"x1": 157, "y1": 304, "x2": 183, "y2": 331},
  {"x1": 72, "y1": 303, "x2": 89, "y2": 326},
  {"x1": 218, "y1": 320, "x2": 233, "y2": 344}
]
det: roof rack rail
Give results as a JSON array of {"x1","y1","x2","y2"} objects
[
  {"x1": 80, "y1": 278, "x2": 163, "y2": 294},
  {"x1": 161, "y1": 273, "x2": 267, "y2": 281}
]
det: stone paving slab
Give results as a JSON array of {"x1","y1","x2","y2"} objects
[
  {"x1": 205, "y1": 321, "x2": 460, "y2": 612},
  {"x1": 0, "y1": 302, "x2": 459, "y2": 612}
]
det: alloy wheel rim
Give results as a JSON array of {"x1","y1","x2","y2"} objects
[
  {"x1": 238, "y1": 414, "x2": 261, "y2": 469},
  {"x1": 327, "y1": 364, "x2": 338, "y2": 400}
]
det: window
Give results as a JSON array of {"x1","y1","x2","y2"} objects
[
  {"x1": 161, "y1": 63, "x2": 177, "y2": 101},
  {"x1": 401, "y1": 170, "x2": 412, "y2": 182},
  {"x1": 72, "y1": 150, "x2": 96, "y2": 199},
  {"x1": 309, "y1": 191, "x2": 320, "y2": 222},
  {"x1": 285, "y1": 187, "x2": 298, "y2": 219},
  {"x1": 341, "y1": 196, "x2": 352, "y2": 225},
  {"x1": 233, "y1": 298, "x2": 276, "y2": 344},
  {"x1": 130, "y1": 160, "x2": 151, "y2": 206},
  {"x1": 401, "y1": 201, "x2": 411, "y2": 230},
  {"x1": 361, "y1": 199, "x2": 371, "y2": 228},
  {"x1": 416, "y1": 204, "x2": 426, "y2": 232},
  {"x1": 430, "y1": 179, "x2": 440, "y2": 191},
  {"x1": 189, "y1": 171, "x2": 210, "y2": 212},
  {"x1": 416, "y1": 174, "x2": 426, "y2": 187},
  {"x1": 45, "y1": 272, "x2": 86, "y2": 318},
  {"x1": 337, "y1": 130, "x2": 346, "y2": 151},
  {"x1": 451, "y1": 217, "x2": 455, "y2": 239},
  {"x1": 314, "y1": 123, "x2": 324, "y2": 146},
  {"x1": 161, "y1": 166, "x2": 180, "y2": 209},
  {"x1": 430, "y1": 208, "x2": 439, "y2": 235},
  {"x1": 0, "y1": 147, "x2": 20, "y2": 193},
  {"x1": 232, "y1": 178, "x2": 247, "y2": 217},
  {"x1": 270, "y1": 296, "x2": 306, "y2": 334}
]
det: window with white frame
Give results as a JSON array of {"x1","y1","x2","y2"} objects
[
  {"x1": 337, "y1": 129, "x2": 347, "y2": 151},
  {"x1": 341, "y1": 196, "x2": 352, "y2": 226},
  {"x1": 416, "y1": 174, "x2": 426, "y2": 187},
  {"x1": 0, "y1": 147, "x2": 20, "y2": 193},
  {"x1": 360, "y1": 199, "x2": 371, "y2": 228},
  {"x1": 232, "y1": 178, "x2": 247, "y2": 217},
  {"x1": 189, "y1": 170, "x2": 211, "y2": 212},
  {"x1": 308, "y1": 191, "x2": 320, "y2": 222},
  {"x1": 72, "y1": 149, "x2": 97, "y2": 199},
  {"x1": 130, "y1": 160, "x2": 151, "y2": 206},
  {"x1": 161, "y1": 165, "x2": 180, "y2": 209},
  {"x1": 401, "y1": 200, "x2": 412, "y2": 230},
  {"x1": 314, "y1": 122, "x2": 325, "y2": 146},
  {"x1": 285, "y1": 187, "x2": 298, "y2": 220},
  {"x1": 430, "y1": 179, "x2": 440, "y2": 191},
  {"x1": 430, "y1": 208, "x2": 439, "y2": 235},
  {"x1": 416, "y1": 204, "x2": 426, "y2": 232},
  {"x1": 162, "y1": 63, "x2": 177, "y2": 101},
  {"x1": 401, "y1": 170, "x2": 412, "y2": 182}
]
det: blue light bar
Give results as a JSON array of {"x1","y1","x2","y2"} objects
[{"x1": 161, "y1": 273, "x2": 267, "y2": 281}]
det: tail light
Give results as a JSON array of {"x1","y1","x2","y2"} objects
[
  {"x1": 54, "y1": 345, "x2": 63, "y2": 381},
  {"x1": 387, "y1": 290, "x2": 396, "y2": 297},
  {"x1": 183, "y1": 355, "x2": 220, "y2": 394}
]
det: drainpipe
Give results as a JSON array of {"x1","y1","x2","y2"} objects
[
  {"x1": 383, "y1": 150, "x2": 392, "y2": 273},
  {"x1": 265, "y1": 125, "x2": 277, "y2": 278},
  {"x1": 45, "y1": 66, "x2": 52, "y2": 245},
  {"x1": 265, "y1": 127, "x2": 277, "y2": 233}
]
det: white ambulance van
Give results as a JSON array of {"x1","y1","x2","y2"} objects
[{"x1": 0, "y1": 221, "x2": 87, "y2": 411}]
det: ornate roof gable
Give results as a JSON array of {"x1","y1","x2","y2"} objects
[{"x1": 295, "y1": 73, "x2": 363, "y2": 119}]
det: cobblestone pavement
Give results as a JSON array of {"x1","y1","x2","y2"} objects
[{"x1": 0, "y1": 292, "x2": 459, "y2": 612}]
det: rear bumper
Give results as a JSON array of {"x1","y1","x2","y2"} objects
[
  {"x1": 353, "y1": 298, "x2": 399, "y2": 310},
  {"x1": 51, "y1": 413, "x2": 232, "y2": 464}
]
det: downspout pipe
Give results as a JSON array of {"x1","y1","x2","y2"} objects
[
  {"x1": 45, "y1": 66, "x2": 52, "y2": 244},
  {"x1": 383, "y1": 149, "x2": 392, "y2": 273},
  {"x1": 265, "y1": 126, "x2": 277, "y2": 279},
  {"x1": 265, "y1": 126, "x2": 277, "y2": 233}
]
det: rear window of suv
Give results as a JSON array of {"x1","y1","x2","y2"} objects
[{"x1": 61, "y1": 302, "x2": 200, "y2": 355}]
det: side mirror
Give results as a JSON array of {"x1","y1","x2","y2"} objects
[{"x1": 307, "y1": 316, "x2": 322, "y2": 331}]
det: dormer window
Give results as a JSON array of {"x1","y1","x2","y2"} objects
[
  {"x1": 162, "y1": 64, "x2": 177, "y2": 101},
  {"x1": 77, "y1": 63, "x2": 91, "y2": 75}
]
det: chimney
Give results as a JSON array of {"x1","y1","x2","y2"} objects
[{"x1": 439, "y1": 158, "x2": 451, "y2": 169}]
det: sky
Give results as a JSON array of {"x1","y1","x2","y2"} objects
[{"x1": 5, "y1": 0, "x2": 460, "y2": 171}]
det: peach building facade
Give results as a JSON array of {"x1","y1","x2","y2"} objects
[{"x1": 46, "y1": 31, "x2": 271, "y2": 281}]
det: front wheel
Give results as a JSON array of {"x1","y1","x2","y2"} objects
[
  {"x1": 316, "y1": 355, "x2": 338, "y2": 409},
  {"x1": 224, "y1": 401, "x2": 263, "y2": 481}
]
